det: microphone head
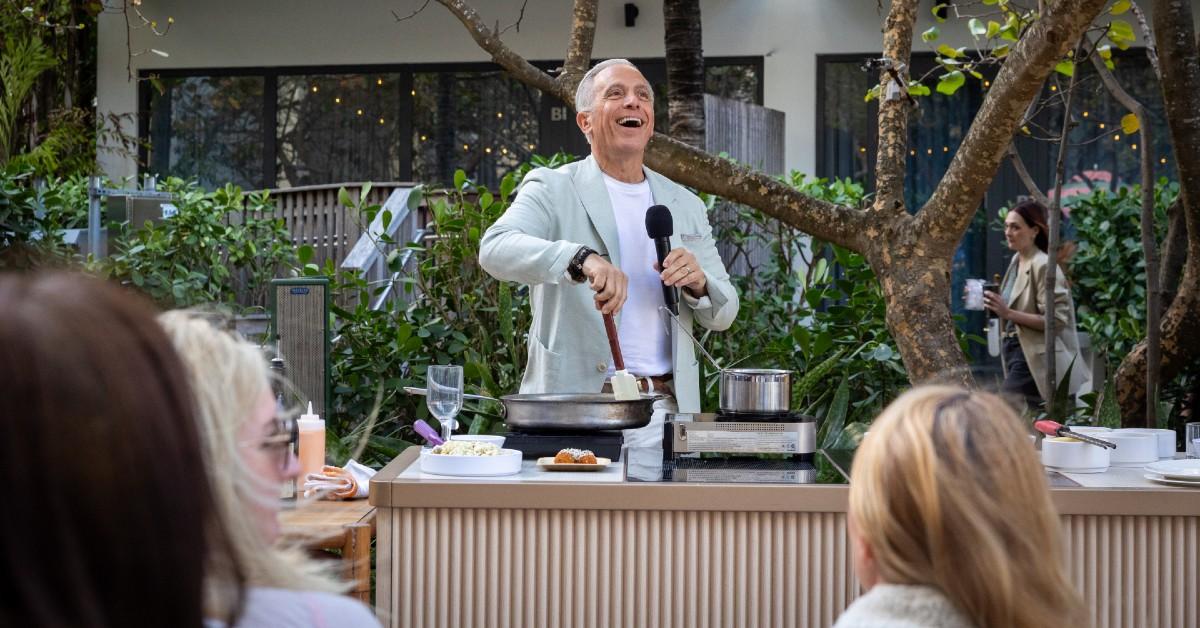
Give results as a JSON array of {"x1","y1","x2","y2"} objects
[{"x1": 645, "y1": 205, "x2": 673, "y2": 239}]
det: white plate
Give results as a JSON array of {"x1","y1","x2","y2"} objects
[
  {"x1": 1143, "y1": 473, "x2": 1200, "y2": 488},
  {"x1": 420, "y1": 448, "x2": 523, "y2": 477},
  {"x1": 536, "y1": 457, "x2": 612, "y2": 472},
  {"x1": 1145, "y1": 459, "x2": 1200, "y2": 480},
  {"x1": 1045, "y1": 463, "x2": 1108, "y2": 474}
]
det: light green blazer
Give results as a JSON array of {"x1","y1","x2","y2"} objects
[{"x1": 478, "y1": 155, "x2": 739, "y2": 413}]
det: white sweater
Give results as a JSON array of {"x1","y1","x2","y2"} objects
[{"x1": 834, "y1": 584, "x2": 975, "y2": 628}]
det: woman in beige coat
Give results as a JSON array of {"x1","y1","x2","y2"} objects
[{"x1": 983, "y1": 200, "x2": 1091, "y2": 409}]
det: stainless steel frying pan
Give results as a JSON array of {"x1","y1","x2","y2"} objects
[{"x1": 403, "y1": 387, "x2": 662, "y2": 431}]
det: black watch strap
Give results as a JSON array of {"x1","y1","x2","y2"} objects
[{"x1": 568, "y1": 246, "x2": 597, "y2": 282}]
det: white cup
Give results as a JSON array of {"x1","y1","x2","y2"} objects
[
  {"x1": 1121, "y1": 428, "x2": 1176, "y2": 458},
  {"x1": 964, "y1": 279, "x2": 985, "y2": 310},
  {"x1": 1105, "y1": 431, "x2": 1158, "y2": 466}
]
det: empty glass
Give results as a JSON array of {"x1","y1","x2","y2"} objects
[
  {"x1": 1187, "y1": 422, "x2": 1200, "y2": 459},
  {"x1": 426, "y1": 365, "x2": 463, "y2": 443}
]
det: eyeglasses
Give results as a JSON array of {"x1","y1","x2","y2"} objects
[{"x1": 241, "y1": 415, "x2": 298, "y2": 472}]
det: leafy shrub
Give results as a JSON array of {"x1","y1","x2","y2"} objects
[
  {"x1": 1067, "y1": 179, "x2": 1176, "y2": 366},
  {"x1": 98, "y1": 178, "x2": 297, "y2": 309},
  {"x1": 0, "y1": 164, "x2": 88, "y2": 269}
]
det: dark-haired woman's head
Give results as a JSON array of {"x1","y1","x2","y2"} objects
[
  {"x1": 1006, "y1": 200, "x2": 1050, "y2": 254},
  {"x1": 0, "y1": 273, "x2": 238, "y2": 627}
]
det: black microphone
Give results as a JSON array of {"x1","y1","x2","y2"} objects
[{"x1": 645, "y1": 204, "x2": 678, "y2": 315}]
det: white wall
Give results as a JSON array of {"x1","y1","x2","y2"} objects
[{"x1": 98, "y1": 0, "x2": 1168, "y2": 183}]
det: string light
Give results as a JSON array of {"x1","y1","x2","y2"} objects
[
  {"x1": 1050, "y1": 85, "x2": 1057, "y2": 91},
  {"x1": 497, "y1": 112, "x2": 504, "y2": 119},
  {"x1": 927, "y1": 148, "x2": 933, "y2": 155},
  {"x1": 311, "y1": 85, "x2": 319, "y2": 93},
  {"x1": 379, "y1": 117, "x2": 385, "y2": 125},
  {"x1": 334, "y1": 97, "x2": 341, "y2": 104},
  {"x1": 943, "y1": 146, "x2": 949, "y2": 153},
  {"x1": 411, "y1": 90, "x2": 416, "y2": 96},
  {"x1": 463, "y1": 144, "x2": 469, "y2": 151},
  {"x1": 1161, "y1": 157, "x2": 1168, "y2": 164},
  {"x1": 528, "y1": 144, "x2": 535, "y2": 149},
  {"x1": 1082, "y1": 111, "x2": 1089, "y2": 117},
  {"x1": 501, "y1": 148, "x2": 508, "y2": 155},
  {"x1": 377, "y1": 78, "x2": 384, "y2": 86},
  {"x1": 910, "y1": 150, "x2": 916, "y2": 156},
  {"x1": 420, "y1": 135, "x2": 427, "y2": 141},
  {"x1": 1099, "y1": 123, "x2": 1106, "y2": 129},
  {"x1": 485, "y1": 147, "x2": 492, "y2": 154},
  {"x1": 356, "y1": 108, "x2": 363, "y2": 116},
  {"x1": 1132, "y1": 143, "x2": 1138, "y2": 150},
  {"x1": 859, "y1": 147, "x2": 866, "y2": 153},
  {"x1": 1113, "y1": 134, "x2": 1120, "y2": 141},
  {"x1": 983, "y1": 80, "x2": 991, "y2": 88}
]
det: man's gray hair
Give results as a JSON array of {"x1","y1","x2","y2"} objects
[{"x1": 574, "y1": 58, "x2": 642, "y2": 112}]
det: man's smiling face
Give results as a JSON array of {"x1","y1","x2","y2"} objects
[{"x1": 577, "y1": 64, "x2": 654, "y2": 162}]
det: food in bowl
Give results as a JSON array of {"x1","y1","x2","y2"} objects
[
  {"x1": 431, "y1": 441, "x2": 501, "y2": 456},
  {"x1": 553, "y1": 448, "x2": 598, "y2": 464}
]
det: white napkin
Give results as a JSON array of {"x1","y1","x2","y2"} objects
[{"x1": 302, "y1": 459, "x2": 376, "y2": 500}]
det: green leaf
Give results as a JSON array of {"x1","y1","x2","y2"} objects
[
  {"x1": 1110, "y1": 0, "x2": 1131, "y2": 15},
  {"x1": 985, "y1": 20, "x2": 1001, "y2": 39},
  {"x1": 1098, "y1": 45, "x2": 1113, "y2": 60},
  {"x1": 297, "y1": 244, "x2": 314, "y2": 265},
  {"x1": 1055, "y1": 59, "x2": 1075, "y2": 77},
  {"x1": 982, "y1": 0, "x2": 998, "y2": 4},
  {"x1": 994, "y1": 44, "x2": 1011, "y2": 58},
  {"x1": 819, "y1": 377, "x2": 850, "y2": 450},
  {"x1": 968, "y1": 18, "x2": 986, "y2": 37},
  {"x1": 908, "y1": 82, "x2": 931, "y2": 97},
  {"x1": 936, "y1": 70, "x2": 966, "y2": 95},
  {"x1": 479, "y1": 191, "x2": 494, "y2": 211},
  {"x1": 453, "y1": 169, "x2": 467, "y2": 190},
  {"x1": 922, "y1": 26, "x2": 940, "y2": 42},
  {"x1": 499, "y1": 173, "x2": 516, "y2": 202},
  {"x1": 932, "y1": 2, "x2": 948, "y2": 22},
  {"x1": 936, "y1": 44, "x2": 962, "y2": 59},
  {"x1": 1120, "y1": 112, "x2": 1140, "y2": 134},
  {"x1": 337, "y1": 187, "x2": 353, "y2": 209}
]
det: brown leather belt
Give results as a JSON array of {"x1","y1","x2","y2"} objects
[{"x1": 602, "y1": 374, "x2": 674, "y2": 396}]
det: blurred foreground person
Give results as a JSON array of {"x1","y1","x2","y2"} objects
[
  {"x1": 0, "y1": 273, "x2": 241, "y2": 627},
  {"x1": 160, "y1": 311, "x2": 379, "y2": 628},
  {"x1": 835, "y1": 386, "x2": 1087, "y2": 628}
]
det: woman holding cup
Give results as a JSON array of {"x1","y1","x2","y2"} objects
[{"x1": 983, "y1": 200, "x2": 1091, "y2": 410}]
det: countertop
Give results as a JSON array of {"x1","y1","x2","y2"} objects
[{"x1": 370, "y1": 447, "x2": 1200, "y2": 516}]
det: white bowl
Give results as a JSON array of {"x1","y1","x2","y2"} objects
[
  {"x1": 1105, "y1": 431, "x2": 1159, "y2": 466},
  {"x1": 419, "y1": 448, "x2": 522, "y2": 477},
  {"x1": 1120, "y1": 428, "x2": 1176, "y2": 458},
  {"x1": 450, "y1": 434, "x2": 507, "y2": 447},
  {"x1": 1042, "y1": 437, "x2": 1110, "y2": 473}
]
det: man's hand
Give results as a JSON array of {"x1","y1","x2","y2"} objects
[
  {"x1": 582, "y1": 254, "x2": 628, "y2": 314},
  {"x1": 658, "y1": 248, "x2": 708, "y2": 298}
]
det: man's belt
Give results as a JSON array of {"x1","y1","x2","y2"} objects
[{"x1": 602, "y1": 374, "x2": 674, "y2": 396}]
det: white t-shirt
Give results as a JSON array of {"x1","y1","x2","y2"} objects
[{"x1": 602, "y1": 173, "x2": 671, "y2": 376}]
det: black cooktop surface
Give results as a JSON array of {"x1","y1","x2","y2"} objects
[{"x1": 624, "y1": 447, "x2": 849, "y2": 485}]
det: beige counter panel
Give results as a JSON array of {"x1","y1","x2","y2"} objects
[{"x1": 371, "y1": 450, "x2": 1200, "y2": 627}]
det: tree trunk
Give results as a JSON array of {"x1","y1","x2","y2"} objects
[
  {"x1": 663, "y1": 0, "x2": 705, "y2": 149},
  {"x1": 1160, "y1": 197, "x2": 1187, "y2": 307},
  {"x1": 1117, "y1": 0, "x2": 1200, "y2": 424},
  {"x1": 867, "y1": 224, "x2": 972, "y2": 385}
]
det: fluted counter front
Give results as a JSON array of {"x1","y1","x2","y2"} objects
[{"x1": 369, "y1": 448, "x2": 1199, "y2": 628}]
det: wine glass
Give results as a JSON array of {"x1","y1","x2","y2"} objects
[{"x1": 426, "y1": 365, "x2": 463, "y2": 443}]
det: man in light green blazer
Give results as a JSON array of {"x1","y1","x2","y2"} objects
[{"x1": 479, "y1": 59, "x2": 738, "y2": 446}]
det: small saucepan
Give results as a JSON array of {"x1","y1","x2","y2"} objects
[{"x1": 660, "y1": 307, "x2": 792, "y2": 414}]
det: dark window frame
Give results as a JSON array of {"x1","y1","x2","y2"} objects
[{"x1": 138, "y1": 56, "x2": 765, "y2": 189}]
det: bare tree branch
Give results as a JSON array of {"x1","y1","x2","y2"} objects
[
  {"x1": 872, "y1": 0, "x2": 918, "y2": 215},
  {"x1": 913, "y1": 0, "x2": 1110, "y2": 255},
  {"x1": 1129, "y1": 1, "x2": 1161, "y2": 78},
  {"x1": 497, "y1": 0, "x2": 529, "y2": 36},
  {"x1": 393, "y1": 0, "x2": 432, "y2": 22},
  {"x1": 644, "y1": 136, "x2": 869, "y2": 251},
  {"x1": 558, "y1": 0, "x2": 598, "y2": 98},
  {"x1": 1090, "y1": 45, "x2": 1160, "y2": 425},
  {"x1": 433, "y1": 0, "x2": 567, "y2": 101},
  {"x1": 1006, "y1": 143, "x2": 1051, "y2": 207}
]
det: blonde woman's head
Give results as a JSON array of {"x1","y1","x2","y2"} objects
[
  {"x1": 848, "y1": 386, "x2": 1085, "y2": 628},
  {"x1": 159, "y1": 310, "x2": 346, "y2": 597}
]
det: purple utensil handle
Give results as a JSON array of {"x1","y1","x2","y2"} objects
[{"x1": 414, "y1": 419, "x2": 444, "y2": 446}]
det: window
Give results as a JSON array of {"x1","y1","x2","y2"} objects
[
  {"x1": 141, "y1": 58, "x2": 763, "y2": 190},
  {"x1": 146, "y1": 75, "x2": 265, "y2": 189}
]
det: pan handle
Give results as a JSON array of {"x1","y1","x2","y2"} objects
[
  {"x1": 659, "y1": 306, "x2": 723, "y2": 371},
  {"x1": 402, "y1": 386, "x2": 500, "y2": 404}
]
